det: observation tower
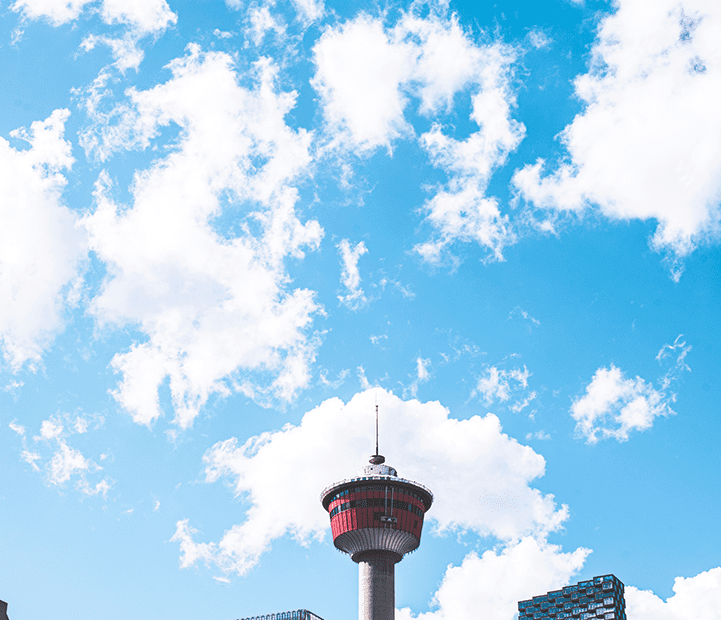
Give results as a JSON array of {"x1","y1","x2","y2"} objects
[{"x1": 320, "y1": 406, "x2": 433, "y2": 620}]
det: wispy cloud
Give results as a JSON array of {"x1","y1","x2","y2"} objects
[
  {"x1": 509, "y1": 306, "x2": 541, "y2": 328},
  {"x1": 337, "y1": 239, "x2": 368, "y2": 309},
  {"x1": 9, "y1": 414, "x2": 110, "y2": 497},
  {"x1": 474, "y1": 364, "x2": 532, "y2": 406}
]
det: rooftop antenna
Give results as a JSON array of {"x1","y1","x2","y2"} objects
[{"x1": 370, "y1": 391, "x2": 385, "y2": 465}]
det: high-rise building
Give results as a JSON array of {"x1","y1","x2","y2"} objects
[
  {"x1": 320, "y1": 407, "x2": 433, "y2": 620},
  {"x1": 518, "y1": 574, "x2": 626, "y2": 620}
]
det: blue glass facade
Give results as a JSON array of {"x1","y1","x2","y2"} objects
[
  {"x1": 237, "y1": 609, "x2": 324, "y2": 620},
  {"x1": 518, "y1": 575, "x2": 626, "y2": 620}
]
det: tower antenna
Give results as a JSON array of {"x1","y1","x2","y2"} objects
[
  {"x1": 369, "y1": 391, "x2": 384, "y2": 465},
  {"x1": 375, "y1": 401, "x2": 379, "y2": 457}
]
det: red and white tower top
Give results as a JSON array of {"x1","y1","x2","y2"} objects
[{"x1": 320, "y1": 405, "x2": 433, "y2": 620}]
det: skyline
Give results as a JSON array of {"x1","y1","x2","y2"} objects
[{"x1": 1, "y1": 0, "x2": 720, "y2": 619}]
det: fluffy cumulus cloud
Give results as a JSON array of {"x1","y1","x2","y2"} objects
[
  {"x1": 571, "y1": 337, "x2": 691, "y2": 443},
  {"x1": 79, "y1": 46, "x2": 322, "y2": 429},
  {"x1": 397, "y1": 537, "x2": 590, "y2": 620},
  {"x1": 312, "y1": 10, "x2": 524, "y2": 261},
  {"x1": 171, "y1": 388, "x2": 568, "y2": 577},
  {"x1": 311, "y1": 15, "x2": 415, "y2": 151},
  {"x1": 0, "y1": 110, "x2": 86, "y2": 371},
  {"x1": 626, "y1": 567, "x2": 721, "y2": 620},
  {"x1": 513, "y1": 0, "x2": 721, "y2": 273},
  {"x1": 571, "y1": 366, "x2": 672, "y2": 443}
]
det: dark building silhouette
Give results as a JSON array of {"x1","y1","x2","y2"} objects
[
  {"x1": 518, "y1": 574, "x2": 626, "y2": 620},
  {"x1": 0, "y1": 599, "x2": 9, "y2": 620},
  {"x1": 238, "y1": 610, "x2": 323, "y2": 620}
]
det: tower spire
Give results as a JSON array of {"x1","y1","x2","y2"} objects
[
  {"x1": 370, "y1": 397, "x2": 385, "y2": 465},
  {"x1": 375, "y1": 402, "x2": 379, "y2": 456}
]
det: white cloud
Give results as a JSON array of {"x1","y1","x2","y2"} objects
[
  {"x1": 312, "y1": 15, "x2": 417, "y2": 152},
  {"x1": 416, "y1": 357, "x2": 431, "y2": 382},
  {"x1": 311, "y1": 10, "x2": 523, "y2": 261},
  {"x1": 656, "y1": 334, "x2": 692, "y2": 388},
  {"x1": 513, "y1": 0, "x2": 721, "y2": 273},
  {"x1": 474, "y1": 365, "x2": 531, "y2": 405},
  {"x1": 404, "y1": 356, "x2": 432, "y2": 398},
  {"x1": 9, "y1": 421, "x2": 41, "y2": 470},
  {"x1": 369, "y1": 334, "x2": 388, "y2": 347},
  {"x1": 509, "y1": 306, "x2": 541, "y2": 327},
  {"x1": 572, "y1": 336, "x2": 691, "y2": 443},
  {"x1": 46, "y1": 438, "x2": 110, "y2": 495},
  {"x1": 3, "y1": 380, "x2": 24, "y2": 393},
  {"x1": 12, "y1": 0, "x2": 176, "y2": 32},
  {"x1": 13, "y1": 0, "x2": 176, "y2": 70},
  {"x1": 10, "y1": 413, "x2": 109, "y2": 494},
  {"x1": 79, "y1": 46, "x2": 322, "y2": 429},
  {"x1": 626, "y1": 567, "x2": 721, "y2": 620},
  {"x1": 571, "y1": 365, "x2": 671, "y2": 443},
  {"x1": 337, "y1": 239, "x2": 368, "y2": 309},
  {"x1": 11, "y1": 0, "x2": 93, "y2": 25},
  {"x1": 414, "y1": 187, "x2": 515, "y2": 264},
  {"x1": 356, "y1": 366, "x2": 371, "y2": 390},
  {"x1": 318, "y1": 368, "x2": 349, "y2": 389},
  {"x1": 80, "y1": 34, "x2": 146, "y2": 72},
  {"x1": 99, "y1": 0, "x2": 176, "y2": 34},
  {"x1": 37, "y1": 418, "x2": 64, "y2": 441},
  {"x1": 77, "y1": 478, "x2": 111, "y2": 497},
  {"x1": 246, "y1": 6, "x2": 285, "y2": 46},
  {"x1": 9, "y1": 421, "x2": 26, "y2": 436},
  {"x1": 47, "y1": 440, "x2": 90, "y2": 485},
  {"x1": 512, "y1": 392, "x2": 537, "y2": 414},
  {"x1": 225, "y1": 0, "x2": 323, "y2": 24},
  {"x1": 0, "y1": 109, "x2": 86, "y2": 371},
  {"x1": 173, "y1": 388, "x2": 568, "y2": 577},
  {"x1": 528, "y1": 29, "x2": 551, "y2": 50},
  {"x1": 74, "y1": 417, "x2": 89, "y2": 434},
  {"x1": 292, "y1": 0, "x2": 323, "y2": 22},
  {"x1": 415, "y1": 37, "x2": 524, "y2": 263},
  {"x1": 397, "y1": 537, "x2": 590, "y2": 620}
]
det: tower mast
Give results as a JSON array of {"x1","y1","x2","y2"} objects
[{"x1": 375, "y1": 402, "x2": 379, "y2": 457}]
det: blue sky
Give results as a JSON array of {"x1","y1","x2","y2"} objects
[{"x1": 0, "y1": 0, "x2": 720, "y2": 619}]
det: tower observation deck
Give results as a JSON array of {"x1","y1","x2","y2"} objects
[{"x1": 320, "y1": 407, "x2": 433, "y2": 620}]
